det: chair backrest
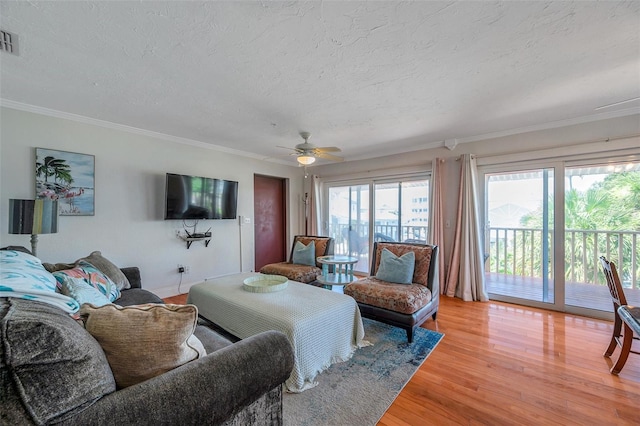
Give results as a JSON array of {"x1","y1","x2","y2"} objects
[
  {"x1": 599, "y1": 256, "x2": 627, "y2": 310},
  {"x1": 370, "y1": 242, "x2": 439, "y2": 293},
  {"x1": 289, "y1": 235, "x2": 334, "y2": 267}
]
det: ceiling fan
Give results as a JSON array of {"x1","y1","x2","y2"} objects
[{"x1": 278, "y1": 132, "x2": 344, "y2": 165}]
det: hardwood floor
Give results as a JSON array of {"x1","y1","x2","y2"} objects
[
  {"x1": 380, "y1": 297, "x2": 640, "y2": 426},
  {"x1": 165, "y1": 293, "x2": 640, "y2": 425}
]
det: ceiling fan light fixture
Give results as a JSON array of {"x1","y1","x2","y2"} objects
[{"x1": 297, "y1": 155, "x2": 316, "y2": 165}]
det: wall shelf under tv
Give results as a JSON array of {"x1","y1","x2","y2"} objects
[{"x1": 179, "y1": 233, "x2": 211, "y2": 249}]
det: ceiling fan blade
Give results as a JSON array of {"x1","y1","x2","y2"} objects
[
  {"x1": 315, "y1": 152, "x2": 344, "y2": 162},
  {"x1": 315, "y1": 146, "x2": 341, "y2": 153},
  {"x1": 276, "y1": 145, "x2": 300, "y2": 152}
]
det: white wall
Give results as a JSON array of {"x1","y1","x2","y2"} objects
[{"x1": 0, "y1": 107, "x2": 304, "y2": 297}]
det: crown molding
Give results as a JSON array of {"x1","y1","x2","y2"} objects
[
  {"x1": 0, "y1": 99, "x2": 294, "y2": 166},
  {"x1": 2, "y1": 98, "x2": 638, "y2": 164},
  {"x1": 453, "y1": 106, "x2": 640, "y2": 145}
]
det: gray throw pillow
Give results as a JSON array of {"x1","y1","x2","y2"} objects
[
  {"x1": 0, "y1": 298, "x2": 116, "y2": 425},
  {"x1": 77, "y1": 251, "x2": 131, "y2": 290},
  {"x1": 291, "y1": 241, "x2": 316, "y2": 266},
  {"x1": 375, "y1": 248, "x2": 415, "y2": 284}
]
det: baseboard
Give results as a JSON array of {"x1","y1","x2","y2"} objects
[
  {"x1": 152, "y1": 282, "x2": 197, "y2": 299},
  {"x1": 152, "y1": 272, "x2": 245, "y2": 298}
]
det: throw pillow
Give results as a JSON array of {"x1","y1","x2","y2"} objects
[
  {"x1": 291, "y1": 241, "x2": 316, "y2": 266},
  {"x1": 53, "y1": 261, "x2": 120, "y2": 302},
  {"x1": 80, "y1": 303, "x2": 207, "y2": 388},
  {"x1": 77, "y1": 251, "x2": 131, "y2": 290},
  {"x1": 375, "y1": 248, "x2": 416, "y2": 284},
  {"x1": 0, "y1": 250, "x2": 80, "y2": 314},
  {"x1": 56, "y1": 275, "x2": 113, "y2": 307},
  {"x1": 0, "y1": 298, "x2": 116, "y2": 425}
]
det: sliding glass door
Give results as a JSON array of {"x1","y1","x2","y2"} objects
[
  {"x1": 485, "y1": 169, "x2": 555, "y2": 304},
  {"x1": 564, "y1": 162, "x2": 640, "y2": 311},
  {"x1": 374, "y1": 180, "x2": 429, "y2": 243},
  {"x1": 326, "y1": 176, "x2": 429, "y2": 273},
  {"x1": 482, "y1": 158, "x2": 640, "y2": 317},
  {"x1": 327, "y1": 185, "x2": 370, "y2": 272}
]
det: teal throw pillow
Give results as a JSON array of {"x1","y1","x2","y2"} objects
[
  {"x1": 56, "y1": 275, "x2": 113, "y2": 307},
  {"x1": 291, "y1": 241, "x2": 316, "y2": 266},
  {"x1": 375, "y1": 248, "x2": 415, "y2": 284},
  {"x1": 52, "y1": 261, "x2": 120, "y2": 302}
]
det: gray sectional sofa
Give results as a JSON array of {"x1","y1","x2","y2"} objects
[{"x1": 1, "y1": 254, "x2": 294, "y2": 425}]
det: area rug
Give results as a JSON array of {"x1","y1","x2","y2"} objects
[{"x1": 283, "y1": 318, "x2": 444, "y2": 426}]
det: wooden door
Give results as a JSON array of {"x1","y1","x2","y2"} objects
[{"x1": 254, "y1": 174, "x2": 287, "y2": 270}]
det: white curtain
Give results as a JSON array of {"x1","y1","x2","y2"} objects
[
  {"x1": 428, "y1": 158, "x2": 446, "y2": 294},
  {"x1": 308, "y1": 174, "x2": 322, "y2": 235},
  {"x1": 446, "y1": 154, "x2": 488, "y2": 301}
]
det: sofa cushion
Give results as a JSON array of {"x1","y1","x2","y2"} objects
[
  {"x1": 291, "y1": 240, "x2": 315, "y2": 266},
  {"x1": 344, "y1": 276, "x2": 432, "y2": 314},
  {"x1": 116, "y1": 288, "x2": 163, "y2": 306},
  {"x1": 193, "y1": 323, "x2": 233, "y2": 353},
  {"x1": 0, "y1": 250, "x2": 80, "y2": 314},
  {"x1": 0, "y1": 298, "x2": 116, "y2": 425},
  {"x1": 375, "y1": 248, "x2": 415, "y2": 284},
  {"x1": 80, "y1": 303, "x2": 206, "y2": 388},
  {"x1": 259, "y1": 263, "x2": 322, "y2": 284},
  {"x1": 53, "y1": 261, "x2": 120, "y2": 302}
]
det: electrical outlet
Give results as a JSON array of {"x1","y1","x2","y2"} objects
[{"x1": 177, "y1": 264, "x2": 185, "y2": 274}]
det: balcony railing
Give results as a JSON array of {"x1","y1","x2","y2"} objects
[
  {"x1": 487, "y1": 227, "x2": 640, "y2": 290},
  {"x1": 329, "y1": 223, "x2": 640, "y2": 295},
  {"x1": 329, "y1": 223, "x2": 429, "y2": 256}
]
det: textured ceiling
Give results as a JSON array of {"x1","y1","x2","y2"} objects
[{"x1": 1, "y1": 1, "x2": 639, "y2": 165}]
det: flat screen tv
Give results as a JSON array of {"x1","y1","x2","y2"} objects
[{"x1": 164, "y1": 173, "x2": 238, "y2": 220}]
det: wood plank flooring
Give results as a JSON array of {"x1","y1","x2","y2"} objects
[{"x1": 164, "y1": 293, "x2": 640, "y2": 425}]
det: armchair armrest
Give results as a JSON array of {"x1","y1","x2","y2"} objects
[{"x1": 56, "y1": 330, "x2": 294, "y2": 425}]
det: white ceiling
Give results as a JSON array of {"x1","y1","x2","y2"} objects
[{"x1": 1, "y1": 1, "x2": 639, "y2": 165}]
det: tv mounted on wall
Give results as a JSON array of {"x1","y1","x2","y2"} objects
[{"x1": 164, "y1": 173, "x2": 238, "y2": 220}]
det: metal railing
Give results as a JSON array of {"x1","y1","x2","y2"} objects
[
  {"x1": 487, "y1": 227, "x2": 640, "y2": 289},
  {"x1": 328, "y1": 223, "x2": 429, "y2": 256},
  {"x1": 328, "y1": 223, "x2": 639, "y2": 289}
]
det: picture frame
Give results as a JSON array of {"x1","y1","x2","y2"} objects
[{"x1": 35, "y1": 148, "x2": 95, "y2": 216}]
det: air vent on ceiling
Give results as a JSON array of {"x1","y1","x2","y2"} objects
[{"x1": 1, "y1": 30, "x2": 19, "y2": 55}]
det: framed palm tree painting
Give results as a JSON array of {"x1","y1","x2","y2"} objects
[{"x1": 35, "y1": 148, "x2": 95, "y2": 216}]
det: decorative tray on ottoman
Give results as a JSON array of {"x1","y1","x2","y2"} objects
[{"x1": 243, "y1": 274, "x2": 289, "y2": 293}]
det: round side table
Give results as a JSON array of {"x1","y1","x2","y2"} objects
[{"x1": 316, "y1": 255, "x2": 359, "y2": 290}]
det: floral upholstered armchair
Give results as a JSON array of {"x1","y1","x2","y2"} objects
[
  {"x1": 259, "y1": 235, "x2": 334, "y2": 285},
  {"x1": 344, "y1": 242, "x2": 439, "y2": 342}
]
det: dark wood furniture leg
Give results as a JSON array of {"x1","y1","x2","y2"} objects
[{"x1": 611, "y1": 322, "x2": 634, "y2": 375}]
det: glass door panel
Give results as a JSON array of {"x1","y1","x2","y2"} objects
[
  {"x1": 401, "y1": 180, "x2": 429, "y2": 243},
  {"x1": 564, "y1": 162, "x2": 640, "y2": 311},
  {"x1": 485, "y1": 169, "x2": 554, "y2": 304},
  {"x1": 373, "y1": 180, "x2": 429, "y2": 243},
  {"x1": 374, "y1": 183, "x2": 399, "y2": 241},
  {"x1": 327, "y1": 185, "x2": 370, "y2": 272},
  {"x1": 327, "y1": 177, "x2": 428, "y2": 274}
]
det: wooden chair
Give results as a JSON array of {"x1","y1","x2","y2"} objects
[
  {"x1": 344, "y1": 242, "x2": 439, "y2": 343},
  {"x1": 599, "y1": 256, "x2": 639, "y2": 374},
  {"x1": 259, "y1": 235, "x2": 334, "y2": 285}
]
